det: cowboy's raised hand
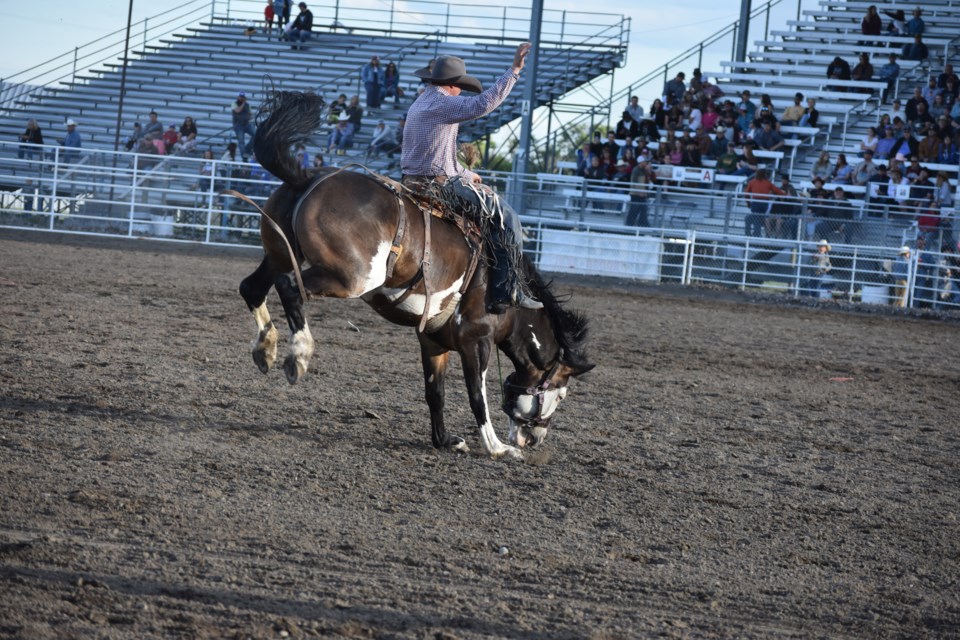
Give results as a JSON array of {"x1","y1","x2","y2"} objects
[{"x1": 512, "y1": 42, "x2": 532, "y2": 74}]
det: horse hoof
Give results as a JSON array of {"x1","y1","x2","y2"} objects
[
  {"x1": 252, "y1": 349, "x2": 273, "y2": 374},
  {"x1": 283, "y1": 356, "x2": 305, "y2": 385},
  {"x1": 446, "y1": 436, "x2": 469, "y2": 453}
]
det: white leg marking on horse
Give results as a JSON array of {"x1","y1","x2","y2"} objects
[
  {"x1": 290, "y1": 320, "x2": 315, "y2": 373},
  {"x1": 478, "y1": 370, "x2": 522, "y2": 460},
  {"x1": 250, "y1": 302, "x2": 279, "y2": 372},
  {"x1": 253, "y1": 303, "x2": 271, "y2": 332},
  {"x1": 358, "y1": 241, "x2": 393, "y2": 295}
]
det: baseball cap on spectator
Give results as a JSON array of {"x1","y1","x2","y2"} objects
[
  {"x1": 238, "y1": 92, "x2": 246, "y2": 97},
  {"x1": 66, "y1": 119, "x2": 77, "y2": 126}
]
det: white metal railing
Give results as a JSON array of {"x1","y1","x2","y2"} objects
[{"x1": 1, "y1": 141, "x2": 956, "y2": 311}]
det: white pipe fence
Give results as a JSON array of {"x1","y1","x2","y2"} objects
[{"x1": 1, "y1": 141, "x2": 957, "y2": 311}]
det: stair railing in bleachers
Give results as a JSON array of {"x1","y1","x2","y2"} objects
[{"x1": 0, "y1": 0, "x2": 215, "y2": 112}]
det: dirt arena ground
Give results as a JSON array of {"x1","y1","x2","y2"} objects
[{"x1": 1, "y1": 229, "x2": 958, "y2": 639}]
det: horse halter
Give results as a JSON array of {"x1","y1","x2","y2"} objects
[{"x1": 501, "y1": 350, "x2": 567, "y2": 426}]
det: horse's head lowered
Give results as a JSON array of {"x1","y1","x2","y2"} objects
[{"x1": 499, "y1": 264, "x2": 594, "y2": 448}]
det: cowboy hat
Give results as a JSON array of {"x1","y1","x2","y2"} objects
[
  {"x1": 414, "y1": 55, "x2": 483, "y2": 93},
  {"x1": 337, "y1": 111, "x2": 349, "y2": 122},
  {"x1": 66, "y1": 118, "x2": 77, "y2": 126},
  {"x1": 899, "y1": 245, "x2": 911, "y2": 255},
  {"x1": 818, "y1": 239, "x2": 831, "y2": 250}
]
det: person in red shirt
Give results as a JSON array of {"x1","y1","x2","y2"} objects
[{"x1": 742, "y1": 169, "x2": 785, "y2": 237}]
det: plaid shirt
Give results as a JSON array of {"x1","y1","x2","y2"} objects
[{"x1": 401, "y1": 69, "x2": 519, "y2": 179}]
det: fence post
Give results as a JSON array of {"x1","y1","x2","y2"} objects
[
  {"x1": 206, "y1": 159, "x2": 217, "y2": 243},
  {"x1": 128, "y1": 154, "x2": 139, "y2": 236},
  {"x1": 49, "y1": 148, "x2": 60, "y2": 227}
]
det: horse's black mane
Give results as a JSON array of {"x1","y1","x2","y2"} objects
[{"x1": 520, "y1": 256, "x2": 591, "y2": 367}]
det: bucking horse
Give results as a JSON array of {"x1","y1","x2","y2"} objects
[{"x1": 236, "y1": 90, "x2": 594, "y2": 459}]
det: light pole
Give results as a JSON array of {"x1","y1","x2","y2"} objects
[{"x1": 113, "y1": 0, "x2": 135, "y2": 151}]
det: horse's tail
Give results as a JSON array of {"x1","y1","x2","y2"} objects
[{"x1": 253, "y1": 90, "x2": 326, "y2": 190}]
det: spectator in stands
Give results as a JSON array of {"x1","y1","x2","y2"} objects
[
  {"x1": 602, "y1": 131, "x2": 620, "y2": 162},
  {"x1": 615, "y1": 111, "x2": 639, "y2": 140},
  {"x1": 770, "y1": 173, "x2": 800, "y2": 238},
  {"x1": 18, "y1": 119, "x2": 44, "y2": 160},
  {"x1": 327, "y1": 112, "x2": 355, "y2": 155},
  {"x1": 736, "y1": 106, "x2": 752, "y2": 135},
  {"x1": 327, "y1": 94, "x2": 348, "y2": 123},
  {"x1": 382, "y1": 62, "x2": 404, "y2": 104},
  {"x1": 280, "y1": 0, "x2": 291, "y2": 25},
  {"x1": 361, "y1": 56, "x2": 383, "y2": 109},
  {"x1": 574, "y1": 141, "x2": 593, "y2": 177},
  {"x1": 732, "y1": 140, "x2": 760, "y2": 177},
  {"x1": 780, "y1": 92, "x2": 805, "y2": 127},
  {"x1": 891, "y1": 245, "x2": 912, "y2": 307},
  {"x1": 701, "y1": 102, "x2": 720, "y2": 132},
  {"x1": 799, "y1": 97, "x2": 820, "y2": 128},
  {"x1": 867, "y1": 163, "x2": 890, "y2": 208},
  {"x1": 755, "y1": 119, "x2": 785, "y2": 152},
  {"x1": 894, "y1": 127, "x2": 920, "y2": 159},
  {"x1": 588, "y1": 130, "x2": 604, "y2": 158},
  {"x1": 272, "y1": 0, "x2": 285, "y2": 33},
  {"x1": 144, "y1": 111, "x2": 163, "y2": 142},
  {"x1": 937, "y1": 133, "x2": 958, "y2": 164},
  {"x1": 922, "y1": 77, "x2": 941, "y2": 105},
  {"x1": 909, "y1": 167, "x2": 936, "y2": 211},
  {"x1": 626, "y1": 160, "x2": 653, "y2": 227},
  {"x1": 811, "y1": 150, "x2": 832, "y2": 181},
  {"x1": 852, "y1": 52, "x2": 874, "y2": 93},
  {"x1": 612, "y1": 147, "x2": 636, "y2": 183},
  {"x1": 193, "y1": 149, "x2": 215, "y2": 192},
  {"x1": 826, "y1": 55, "x2": 851, "y2": 92},
  {"x1": 695, "y1": 127, "x2": 713, "y2": 157},
  {"x1": 938, "y1": 64, "x2": 959, "y2": 90},
  {"x1": 626, "y1": 95, "x2": 644, "y2": 122},
  {"x1": 636, "y1": 116, "x2": 660, "y2": 143},
  {"x1": 919, "y1": 128, "x2": 941, "y2": 162},
  {"x1": 832, "y1": 153, "x2": 853, "y2": 184},
  {"x1": 852, "y1": 149, "x2": 877, "y2": 186},
  {"x1": 860, "y1": 6, "x2": 882, "y2": 47},
  {"x1": 663, "y1": 72, "x2": 686, "y2": 107},
  {"x1": 816, "y1": 186, "x2": 855, "y2": 244},
  {"x1": 584, "y1": 155, "x2": 605, "y2": 181},
  {"x1": 345, "y1": 95, "x2": 364, "y2": 132},
  {"x1": 878, "y1": 54, "x2": 900, "y2": 103},
  {"x1": 907, "y1": 87, "x2": 929, "y2": 123},
  {"x1": 162, "y1": 125, "x2": 179, "y2": 154},
  {"x1": 860, "y1": 127, "x2": 879, "y2": 157},
  {"x1": 313, "y1": 153, "x2": 325, "y2": 168},
  {"x1": 904, "y1": 156, "x2": 923, "y2": 181},
  {"x1": 294, "y1": 144, "x2": 310, "y2": 170},
  {"x1": 756, "y1": 94, "x2": 776, "y2": 126},
  {"x1": 738, "y1": 90, "x2": 757, "y2": 121},
  {"x1": 803, "y1": 240, "x2": 833, "y2": 296},
  {"x1": 906, "y1": 7, "x2": 925, "y2": 36},
  {"x1": 175, "y1": 116, "x2": 198, "y2": 155},
  {"x1": 231, "y1": 92, "x2": 256, "y2": 160},
  {"x1": 366, "y1": 119, "x2": 396, "y2": 158},
  {"x1": 665, "y1": 103, "x2": 683, "y2": 130},
  {"x1": 123, "y1": 122, "x2": 142, "y2": 152},
  {"x1": 708, "y1": 126, "x2": 728, "y2": 157},
  {"x1": 929, "y1": 94, "x2": 948, "y2": 120},
  {"x1": 667, "y1": 139, "x2": 683, "y2": 165},
  {"x1": 288, "y1": 2, "x2": 313, "y2": 49},
  {"x1": 884, "y1": 9, "x2": 906, "y2": 36},
  {"x1": 648, "y1": 98, "x2": 666, "y2": 129},
  {"x1": 875, "y1": 126, "x2": 897, "y2": 160},
  {"x1": 264, "y1": 1, "x2": 275, "y2": 35},
  {"x1": 913, "y1": 102, "x2": 935, "y2": 134},
  {"x1": 681, "y1": 139, "x2": 701, "y2": 168},
  {"x1": 715, "y1": 141, "x2": 739, "y2": 175},
  {"x1": 687, "y1": 101, "x2": 703, "y2": 132},
  {"x1": 889, "y1": 167, "x2": 909, "y2": 210},
  {"x1": 901, "y1": 34, "x2": 928, "y2": 62},
  {"x1": 59, "y1": 119, "x2": 82, "y2": 162},
  {"x1": 743, "y1": 168, "x2": 784, "y2": 237}
]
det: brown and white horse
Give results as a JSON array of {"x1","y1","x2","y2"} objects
[{"x1": 238, "y1": 91, "x2": 594, "y2": 459}]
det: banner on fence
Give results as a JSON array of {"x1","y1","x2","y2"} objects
[
  {"x1": 537, "y1": 229, "x2": 661, "y2": 279},
  {"x1": 671, "y1": 167, "x2": 715, "y2": 183}
]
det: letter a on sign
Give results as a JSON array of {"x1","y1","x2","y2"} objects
[{"x1": 700, "y1": 170, "x2": 713, "y2": 183}]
